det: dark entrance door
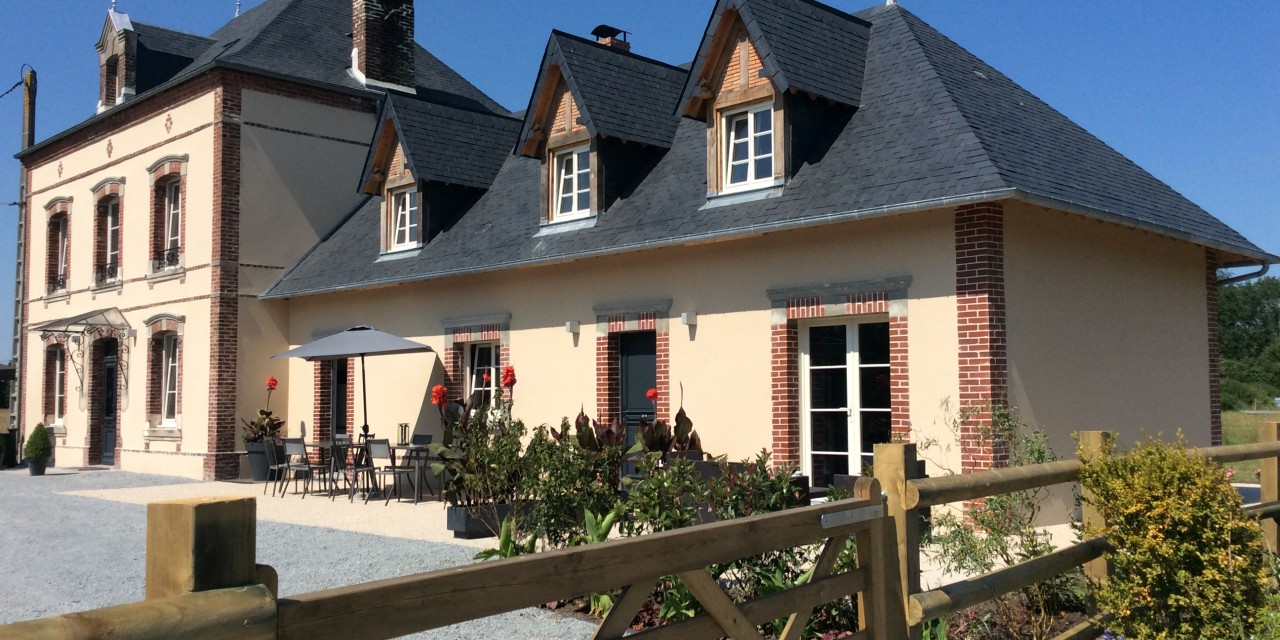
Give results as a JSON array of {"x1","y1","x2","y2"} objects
[
  {"x1": 618, "y1": 331, "x2": 657, "y2": 457},
  {"x1": 330, "y1": 359, "x2": 348, "y2": 436},
  {"x1": 100, "y1": 340, "x2": 118, "y2": 465}
]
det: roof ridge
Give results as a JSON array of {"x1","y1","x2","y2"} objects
[
  {"x1": 891, "y1": 6, "x2": 1010, "y2": 190},
  {"x1": 549, "y1": 29, "x2": 688, "y2": 73},
  {"x1": 129, "y1": 20, "x2": 215, "y2": 41},
  {"x1": 752, "y1": 0, "x2": 872, "y2": 27}
]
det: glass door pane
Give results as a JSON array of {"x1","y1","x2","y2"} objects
[{"x1": 806, "y1": 324, "x2": 852, "y2": 488}]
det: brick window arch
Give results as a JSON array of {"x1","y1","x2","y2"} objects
[
  {"x1": 43, "y1": 197, "x2": 72, "y2": 295},
  {"x1": 145, "y1": 315, "x2": 183, "y2": 429},
  {"x1": 147, "y1": 155, "x2": 187, "y2": 273},
  {"x1": 91, "y1": 178, "x2": 125, "y2": 286}
]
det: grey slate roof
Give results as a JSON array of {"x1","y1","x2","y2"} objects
[
  {"x1": 679, "y1": 0, "x2": 871, "y2": 113},
  {"x1": 517, "y1": 32, "x2": 687, "y2": 150},
  {"x1": 377, "y1": 93, "x2": 521, "y2": 190},
  {"x1": 264, "y1": 3, "x2": 1274, "y2": 299},
  {"x1": 132, "y1": 22, "x2": 214, "y2": 60},
  {"x1": 18, "y1": 0, "x2": 505, "y2": 159}
]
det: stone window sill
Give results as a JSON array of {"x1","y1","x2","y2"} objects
[
  {"x1": 144, "y1": 428, "x2": 182, "y2": 442},
  {"x1": 146, "y1": 266, "x2": 186, "y2": 284},
  {"x1": 91, "y1": 280, "x2": 123, "y2": 294}
]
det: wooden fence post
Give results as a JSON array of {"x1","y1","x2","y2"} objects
[
  {"x1": 873, "y1": 443, "x2": 920, "y2": 639},
  {"x1": 1078, "y1": 430, "x2": 1114, "y2": 605},
  {"x1": 146, "y1": 496, "x2": 260, "y2": 600},
  {"x1": 1261, "y1": 423, "x2": 1280, "y2": 552}
]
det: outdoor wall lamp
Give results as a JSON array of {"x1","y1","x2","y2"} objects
[
  {"x1": 565, "y1": 321, "x2": 580, "y2": 334},
  {"x1": 681, "y1": 312, "x2": 698, "y2": 326}
]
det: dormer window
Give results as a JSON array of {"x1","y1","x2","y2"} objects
[
  {"x1": 387, "y1": 188, "x2": 421, "y2": 251},
  {"x1": 722, "y1": 104, "x2": 774, "y2": 191},
  {"x1": 552, "y1": 145, "x2": 592, "y2": 221}
]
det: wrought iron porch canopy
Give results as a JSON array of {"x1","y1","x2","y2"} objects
[{"x1": 32, "y1": 307, "x2": 132, "y2": 342}]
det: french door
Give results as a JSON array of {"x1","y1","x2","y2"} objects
[{"x1": 800, "y1": 320, "x2": 892, "y2": 488}]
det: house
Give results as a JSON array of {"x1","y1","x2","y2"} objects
[
  {"x1": 15, "y1": 0, "x2": 1275, "y2": 487},
  {"x1": 14, "y1": 0, "x2": 504, "y2": 478}
]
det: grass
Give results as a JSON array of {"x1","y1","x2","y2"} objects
[{"x1": 1222, "y1": 411, "x2": 1280, "y2": 482}]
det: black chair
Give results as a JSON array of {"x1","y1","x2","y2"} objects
[
  {"x1": 367, "y1": 439, "x2": 415, "y2": 505},
  {"x1": 279, "y1": 438, "x2": 313, "y2": 497},
  {"x1": 262, "y1": 441, "x2": 289, "y2": 497}
]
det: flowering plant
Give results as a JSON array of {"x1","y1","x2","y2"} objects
[{"x1": 241, "y1": 376, "x2": 286, "y2": 444}]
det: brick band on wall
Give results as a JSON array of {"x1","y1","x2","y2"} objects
[
  {"x1": 206, "y1": 77, "x2": 242, "y2": 480},
  {"x1": 955, "y1": 202, "x2": 1008, "y2": 473},
  {"x1": 1206, "y1": 249, "x2": 1222, "y2": 446}
]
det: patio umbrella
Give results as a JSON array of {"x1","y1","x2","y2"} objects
[{"x1": 273, "y1": 326, "x2": 432, "y2": 434}]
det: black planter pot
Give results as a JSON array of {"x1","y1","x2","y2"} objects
[
  {"x1": 27, "y1": 457, "x2": 48, "y2": 476},
  {"x1": 245, "y1": 442, "x2": 285, "y2": 482},
  {"x1": 446, "y1": 504, "x2": 514, "y2": 539}
]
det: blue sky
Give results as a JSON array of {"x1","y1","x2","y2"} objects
[{"x1": 0, "y1": 0, "x2": 1275, "y2": 362}]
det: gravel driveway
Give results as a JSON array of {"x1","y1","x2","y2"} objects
[{"x1": 0, "y1": 468, "x2": 596, "y2": 639}]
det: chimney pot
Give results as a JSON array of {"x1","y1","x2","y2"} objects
[{"x1": 591, "y1": 24, "x2": 631, "y2": 52}]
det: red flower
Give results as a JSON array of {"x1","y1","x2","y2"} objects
[
  {"x1": 646, "y1": 388, "x2": 658, "y2": 401},
  {"x1": 431, "y1": 385, "x2": 447, "y2": 406},
  {"x1": 266, "y1": 375, "x2": 279, "y2": 391},
  {"x1": 482, "y1": 372, "x2": 492, "y2": 384},
  {"x1": 501, "y1": 366, "x2": 517, "y2": 389}
]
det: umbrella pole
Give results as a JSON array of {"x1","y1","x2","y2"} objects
[{"x1": 360, "y1": 354, "x2": 369, "y2": 434}]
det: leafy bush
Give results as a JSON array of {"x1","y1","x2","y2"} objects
[
  {"x1": 1079, "y1": 433, "x2": 1271, "y2": 638},
  {"x1": 23, "y1": 423, "x2": 52, "y2": 460},
  {"x1": 522, "y1": 421, "x2": 623, "y2": 549},
  {"x1": 925, "y1": 405, "x2": 1081, "y2": 640}
]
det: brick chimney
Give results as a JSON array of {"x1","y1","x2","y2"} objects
[
  {"x1": 591, "y1": 25, "x2": 630, "y2": 52},
  {"x1": 352, "y1": 0, "x2": 416, "y2": 90},
  {"x1": 95, "y1": 10, "x2": 138, "y2": 113}
]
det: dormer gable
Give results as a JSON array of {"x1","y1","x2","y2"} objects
[
  {"x1": 517, "y1": 31, "x2": 687, "y2": 222},
  {"x1": 360, "y1": 93, "x2": 520, "y2": 251},
  {"x1": 678, "y1": 0, "x2": 870, "y2": 119},
  {"x1": 96, "y1": 10, "x2": 137, "y2": 113}
]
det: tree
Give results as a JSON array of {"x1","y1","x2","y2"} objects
[{"x1": 1218, "y1": 275, "x2": 1280, "y2": 410}]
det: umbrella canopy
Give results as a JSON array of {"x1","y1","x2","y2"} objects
[
  {"x1": 273, "y1": 326, "x2": 432, "y2": 435},
  {"x1": 272, "y1": 325, "x2": 431, "y2": 361}
]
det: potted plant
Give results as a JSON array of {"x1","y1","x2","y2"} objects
[
  {"x1": 242, "y1": 376, "x2": 286, "y2": 481},
  {"x1": 431, "y1": 367, "x2": 532, "y2": 538},
  {"x1": 24, "y1": 423, "x2": 53, "y2": 476}
]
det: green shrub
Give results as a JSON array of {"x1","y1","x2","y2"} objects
[
  {"x1": 1079, "y1": 433, "x2": 1271, "y2": 639},
  {"x1": 521, "y1": 423, "x2": 623, "y2": 549},
  {"x1": 925, "y1": 405, "x2": 1081, "y2": 640},
  {"x1": 23, "y1": 423, "x2": 52, "y2": 460}
]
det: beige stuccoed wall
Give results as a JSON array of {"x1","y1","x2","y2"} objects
[
  {"x1": 282, "y1": 209, "x2": 962, "y2": 469},
  {"x1": 23, "y1": 92, "x2": 218, "y2": 477},
  {"x1": 234, "y1": 89, "x2": 376, "y2": 467},
  {"x1": 1005, "y1": 203, "x2": 1212, "y2": 523}
]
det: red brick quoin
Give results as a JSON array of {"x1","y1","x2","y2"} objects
[{"x1": 955, "y1": 202, "x2": 1009, "y2": 474}]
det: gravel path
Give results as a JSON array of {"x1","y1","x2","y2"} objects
[{"x1": 0, "y1": 468, "x2": 596, "y2": 639}]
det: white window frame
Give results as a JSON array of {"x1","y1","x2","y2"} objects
[
  {"x1": 465, "y1": 342, "x2": 500, "y2": 409},
  {"x1": 52, "y1": 345, "x2": 66, "y2": 425},
  {"x1": 51, "y1": 215, "x2": 69, "y2": 287},
  {"x1": 161, "y1": 334, "x2": 179, "y2": 425},
  {"x1": 164, "y1": 181, "x2": 181, "y2": 253},
  {"x1": 388, "y1": 188, "x2": 421, "y2": 251},
  {"x1": 798, "y1": 317, "x2": 891, "y2": 486},
  {"x1": 551, "y1": 145, "x2": 592, "y2": 222},
  {"x1": 105, "y1": 199, "x2": 121, "y2": 273},
  {"x1": 720, "y1": 103, "x2": 775, "y2": 193}
]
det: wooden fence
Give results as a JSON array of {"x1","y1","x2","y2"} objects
[
  {"x1": 0, "y1": 478, "x2": 902, "y2": 640},
  {"x1": 3, "y1": 424, "x2": 1278, "y2": 640},
  {"x1": 871, "y1": 423, "x2": 1280, "y2": 640}
]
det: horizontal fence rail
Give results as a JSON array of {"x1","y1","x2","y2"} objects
[
  {"x1": 876, "y1": 424, "x2": 1280, "y2": 640},
  {"x1": 0, "y1": 585, "x2": 275, "y2": 640},
  {"x1": 279, "y1": 489, "x2": 889, "y2": 640}
]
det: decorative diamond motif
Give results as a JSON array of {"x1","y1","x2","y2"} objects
[
  {"x1": 106, "y1": 139, "x2": 114, "y2": 158},
  {"x1": 164, "y1": 113, "x2": 173, "y2": 134},
  {"x1": 57, "y1": 161, "x2": 63, "y2": 178}
]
